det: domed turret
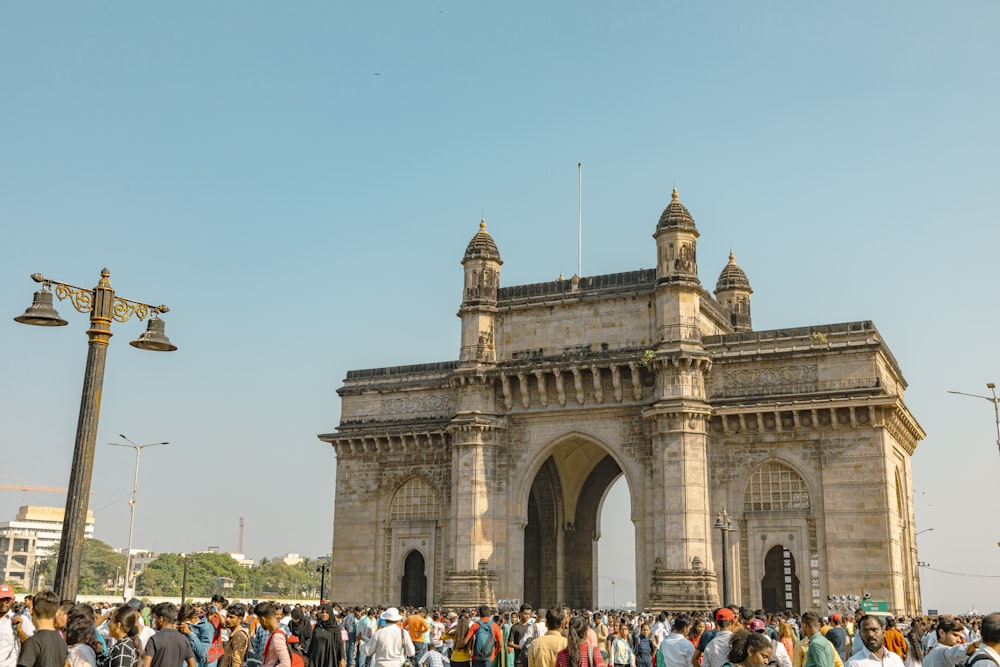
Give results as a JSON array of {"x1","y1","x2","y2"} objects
[
  {"x1": 463, "y1": 219, "x2": 502, "y2": 263},
  {"x1": 653, "y1": 187, "x2": 700, "y2": 287},
  {"x1": 657, "y1": 187, "x2": 698, "y2": 232},
  {"x1": 714, "y1": 251, "x2": 753, "y2": 332},
  {"x1": 715, "y1": 251, "x2": 751, "y2": 292},
  {"x1": 459, "y1": 219, "x2": 502, "y2": 363}
]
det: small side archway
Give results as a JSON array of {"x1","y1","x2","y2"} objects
[{"x1": 401, "y1": 549, "x2": 427, "y2": 607}]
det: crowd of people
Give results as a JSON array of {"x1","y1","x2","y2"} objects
[{"x1": 1, "y1": 585, "x2": 997, "y2": 667}]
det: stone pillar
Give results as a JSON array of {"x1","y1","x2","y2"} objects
[{"x1": 440, "y1": 412, "x2": 504, "y2": 607}]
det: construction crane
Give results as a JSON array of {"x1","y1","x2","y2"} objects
[{"x1": 0, "y1": 483, "x2": 69, "y2": 503}]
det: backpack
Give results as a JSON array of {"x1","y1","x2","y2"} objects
[
  {"x1": 238, "y1": 629, "x2": 262, "y2": 667},
  {"x1": 207, "y1": 616, "x2": 225, "y2": 664},
  {"x1": 472, "y1": 621, "x2": 496, "y2": 661},
  {"x1": 965, "y1": 655, "x2": 1000, "y2": 667},
  {"x1": 286, "y1": 634, "x2": 305, "y2": 667}
]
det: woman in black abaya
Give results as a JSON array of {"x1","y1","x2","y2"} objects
[{"x1": 309, "y1": 605, "x2": 346, "y2": 667}]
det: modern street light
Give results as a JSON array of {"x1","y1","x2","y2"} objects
[
  {"x1": 946, "y1": 384, "x2": 1000, "y2": 460},
  {"x1": 14, "y1": 269, "x2": 176, "y2": 600},
  {"x1": 916, "y1": 528, "x2": 935, "y2": 536},
  {"x1": 714, "y1": 507, "x2": 734, "y2": 607},
  {"x1": 109, "y1": 434, "x2": 168, "y2": 599}
]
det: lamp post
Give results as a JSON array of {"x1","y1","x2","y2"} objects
[
  {"x1": 109, "y1": 435, "x2": 168, "y2": 599},
  {"x1": 14, "y1": 269, "x2": 176, "y2": 600},
  {"x1": 714, "y1": 507, "x2": 734, "y2": 606},
  {"x1": 947, "y1": 384, "x2": 1000, "y2": 460},
  {"x1": 317, "y1": 562, "x2": 329, "y2": 603},
  {"x1": 180, "y1": 554, "x2": 190, "y2": 607}
]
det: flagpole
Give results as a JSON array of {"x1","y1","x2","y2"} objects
[{"x1": 578, "y1": 162, "x2": 582, "y2": 277}]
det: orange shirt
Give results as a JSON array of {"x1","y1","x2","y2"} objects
[{"x1": 406, "y1": 615, "x2": 430, "y2": 643}]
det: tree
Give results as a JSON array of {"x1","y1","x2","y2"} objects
[
  {"x1": 136, "y1": 552, "x2": 245, "y2": 598},
  {"x1": 45, "y1": 538, "x2": 127, "y2": 595}
]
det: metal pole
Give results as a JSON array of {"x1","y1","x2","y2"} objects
[
  {"x1": 54, "y1": 271, "x2": 114, "y2": 601},
  {"x1": 720, "y1": 524, "x2": 730, "y2": 606},
  {"x1": 989, "y1": 384, "x2": 1000, "y2": 459},
  {"x1": 318, "y1": 564, "x2": 327, "y2": 603},
  {"x1": 180, "y1": 555, "x2": 189, "y2": 607},
  {"x1": 111, "y1": 437, "x2": 167, "y2": 598}
]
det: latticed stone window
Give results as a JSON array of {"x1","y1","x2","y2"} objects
[
  {"x1": 744, "y1": 462, "x2": 810, "y2": 511},
  {"x1": 390, "y1": 477, "x2": 439, "y2": 521}
]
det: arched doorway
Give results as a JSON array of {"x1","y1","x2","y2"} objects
[
  {"x1": 401, "y1": 550, "x2": 427, "y2": 607},
  {"x1": 761, "y1": 545, "x2": 800, "y2": 613},
  {"x1": 522, "y1": 436, "x2": 627, "y2": 609}
]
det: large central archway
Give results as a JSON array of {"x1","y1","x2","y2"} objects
[{"x1": 522, "y1": 435, "x2": 631, "y2": 609}]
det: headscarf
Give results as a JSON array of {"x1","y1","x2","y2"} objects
[{"x1": 316, "y1": 604, "x2": 337, "y2": 630}]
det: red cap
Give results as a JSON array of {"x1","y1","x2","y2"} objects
[
  {"x1": 715, "y1": 608, "x2": 735, "y2": 621},
  {"x1": 831, "y1": 614, "x2": 842, "y2": 623},
  {"x1": 0, "y1": 584, "x2": 14, "y2": 599},
  {"x1": 749, "y1": 619, "x2": 766, "y2": 632}
]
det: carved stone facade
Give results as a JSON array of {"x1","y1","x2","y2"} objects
[{"x1": 319, "y1": 189, "x2": 925, "y2": 614}]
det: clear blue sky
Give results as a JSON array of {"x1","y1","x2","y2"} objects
[{"x1": 1, "y1": 2, "x2": 998, "y2": 613}]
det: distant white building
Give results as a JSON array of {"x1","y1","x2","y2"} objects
[
  {"x1": 0, "y1": 505, "x2": 95, "y2": 588},
  {"x1": 281, "y1": 553, "x2": 304, "y2": 566}
]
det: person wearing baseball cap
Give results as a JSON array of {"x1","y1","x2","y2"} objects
[
  {"x1": 1, "y1": 584, "x2": 20, "y2": 667},
  {"x1": 701, "y1": 609, "x2": 736, "y2": 667}
]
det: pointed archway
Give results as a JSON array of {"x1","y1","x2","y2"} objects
[
  {"x1": 401, "y1": 550, "x2": 427, "y2": 607},
  {"x1": 522, "y1": 435, "x2": 630, "y2": 609},
  {"x1": 761, "y1": 545, "x2": 799, "y2": 613}
]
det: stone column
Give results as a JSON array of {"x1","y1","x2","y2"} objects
[{"x1": 439, "y1": 411, "x2": 504, "y2": 607}]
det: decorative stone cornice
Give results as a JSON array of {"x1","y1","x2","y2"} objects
[
  {"x1": 319, "y1": 426, "x2": 450, "y2": 460},
  {"x1": 708, "y1": 396, "x2": 925, "y2": 454}
]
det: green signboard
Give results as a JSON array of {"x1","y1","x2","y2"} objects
[{"x1": 860, "y1": 599, "x2": 889, "y2": 612}]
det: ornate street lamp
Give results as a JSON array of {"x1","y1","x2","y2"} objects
[
  {"x1": 317, "y1": 562, "x2": 329, "y2": 603},
  {"x1": 714, "y1": 507, "x2": 734, "y2": 606},
  {"x1": 14, "y1": 269, "x2": 176, "y2": 600}
]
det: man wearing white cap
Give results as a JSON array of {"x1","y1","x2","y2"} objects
[{"x1": 365, "y1": 609, "x2": 414, "y2": 667}]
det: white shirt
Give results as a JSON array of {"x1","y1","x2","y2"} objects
[
  {"x1": 366, "y1": 624, "x2": 415, "y2": 667},
  {"x1": 659, "y1": 633, "x2": 695, "y2": 667},
  {"x1": 0, "y1": 612, "x2": 18, "y2": 667},
  {"x1": 847, "y1": 646, "x2": 907, "y2": 667}
]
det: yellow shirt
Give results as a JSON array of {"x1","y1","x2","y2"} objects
[{"x1": 528, "y1": 631, "x2": 568, "y2": 667}]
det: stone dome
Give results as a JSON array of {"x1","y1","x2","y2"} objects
[
  {"x1": 657, "y1": 187, "x2": 697, "y2": 232},
  {"x1": 715, "y1": 251, "x2": 752, "y2": 292},
  {"x1": 463, "y1": 219, "x2": 502, "y2": 263}
]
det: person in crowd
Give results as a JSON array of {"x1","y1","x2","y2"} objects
[
  {"x1": 921, "y1": 617, "x2": 979, "y2": 667},
  {"x1": 847, "y1": 616, "x2": 904, "y2": 667},
  {"x1": 105, "y1": 606, "x2": 146, "y2": 667},
  {"x1": 289, "y1": 608, "x2": 313, "y2": 667},
  {"x1": 222, "y1": 604, "x2": 250, "y2": 667},
  {"x1": 309, "y1": 604, "x2": 345, "y2": 667},
  {"x1": 555, "y1": 617, "x2": 604, "y2": 667},
  {"x1": 450, "y1": 615, "x2": 473, "y2": 667},
  {"x1": 15, "y1": 591, "x2": 64, "y2": 667},
  {"x1": 527, "y1": 609, "x2": 567, "y2": 667},
  {"x1": 802, "y1": 612, "x2": 835, "y2": 667},
  {"x1": 725, "y1": 631, "x2": 772, "y2": 667},
  {"x1": 966, "y1": 613, "x2": 1000, "y2": 667},
  {"x1": 508, "y1": 606, "x2": 533, "y2": 667},
  {"x1": 65, "y1": 604, "x2": 102, "y2": 667},
  {"x1": 701, "y1": 610, "x2": 735, "y2": 667},
  {"x1": 144, "y1": 603, "x2": 196, "y2": 667},
  {"x1": 256, "y1": 603, "x2": 291, "y2": 667},
  {"x1": 883, "y1": 619, "x2": 907, "y2": 662},
  {"x1": 748, "y1": 619, "x2": 790, "y2": 667},
  {"x1": 632, "y1": 626, "x2": 654, "y2": 667},
  {"x1": 609, "y1": 624, "x2": 633, "y2": 667},
  {"x1": 365, "y1": 608, "x2": 413, "y2": 667}
]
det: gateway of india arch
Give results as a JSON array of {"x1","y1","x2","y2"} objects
[{"x1": 319, "y1": 187, "x2": 924, "y2": 614}]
